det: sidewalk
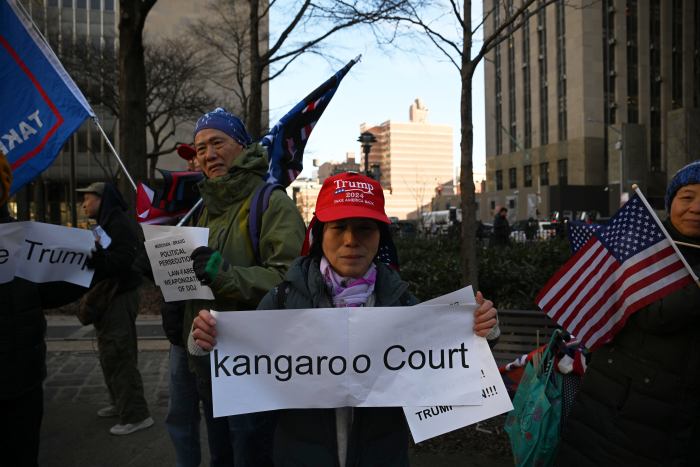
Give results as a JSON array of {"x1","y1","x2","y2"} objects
[{"x1": 41, "y1": 316, "x2": 510, "y2": 467}]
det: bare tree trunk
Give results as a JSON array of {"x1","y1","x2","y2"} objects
[
  {"x1": 460, "y1": 0, "x2": 479, "y2": 289},
  {"x1": 247, "y1": 0, "x2": 263, "y2": 138},
  {"x1": 118, "y1": 0, "x2": 156, "y2": 209}
]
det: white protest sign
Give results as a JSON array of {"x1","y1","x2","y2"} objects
[
  {"x1": 210, "y1": 304, "x2": 483, "y2": 417},
  {"x1": 403, "y1": 286, "x2": 514, "y2": 443},
  {"x1": 142, "y1": 225, "x2": 214, "y2": 302},
  {"x1": 0, "y1": 223, "x2": 25, "y2": 284},
  {"x1": 10, "y1": 222, "x2": 95, "y2": 287}
]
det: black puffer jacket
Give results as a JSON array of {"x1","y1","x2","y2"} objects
[
  {"x1": 557, "y1": 220, "x2": 700, "y2": 466},
  {"x1": 257, "y1": 256, "x2": 417, "y2": 467},
  {"x1": 0, "y1": 205, "x2": 86, "y2": 399},
  {"x1": 88, "y1": 183, "x2": 141, "y2": 293}
]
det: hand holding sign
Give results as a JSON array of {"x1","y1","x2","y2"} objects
[
  {"x1": 473, "y1": 291, "x2": 498, "y2": 337},
  {"x1": 192, "y1": 309, "x2": 218, "y2": 351}
]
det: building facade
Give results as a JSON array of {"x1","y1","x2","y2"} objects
[
  {"x1": 16, "y1": 0, "x2": 270, "y2": 225},
  {"x1": 361, "y1": 99, "x2": 455, "y2": 220},
  {"x1": 482, "y1": 0, "x2": 699, "y2": 223}
]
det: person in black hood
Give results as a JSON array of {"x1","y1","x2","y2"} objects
[
  {"x1": 77, "y1": 181, "x2": 153, "y2": 436},
  {"x1": 0, "y1": 151, "x2": 86, "y2": 466}
]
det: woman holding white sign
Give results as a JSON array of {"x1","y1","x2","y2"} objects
[{"x1": 192, "y1": 172, "x2": 499, "y2": 465}]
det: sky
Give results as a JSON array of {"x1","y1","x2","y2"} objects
[{"x1": 268, "y1": 2, "x2": 487, "y2": 182}]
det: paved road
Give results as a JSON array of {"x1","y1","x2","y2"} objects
[{"x1": 41, "y1": 316, "x2": 511, "y2": 467}]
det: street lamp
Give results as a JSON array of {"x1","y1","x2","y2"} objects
[{"x1": 357, "y1": 131, "x2": 377, "y2": 178}]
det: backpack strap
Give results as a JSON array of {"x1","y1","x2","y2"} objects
[{"x1": 248, "y1": 182, "x2": 284, "y2": 264}]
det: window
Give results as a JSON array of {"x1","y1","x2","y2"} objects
[
  {"x1": 507, "y1": 0, "x2": 517, "y2": 153},
  {"x1": 537, "y1": 1, "x2": 549, "y2": 145},
  {"x1": 77, "y1": 0, "x2": 86, "y2": 8},
  {"x1": 91, "y1": 0, "x2": 100, "y2": 8},
  {"x1": 671, "y1": 0, "x2": 683, "y2": 109},
  {"x1": 524, "y1": 165, "x2": 533, "y2": 187},
  {"x1": 557, "y1": 159, "x2": 568, "y2": 185},
  {"x1": 105, "y1": 0, "x2": 114, "y2": 10},
  {"x1": 523, "y1": 12, "x2": 532, "y2": 149},
  {"x1": 603, "y1": 0, "x2": 616, "y2": 124},
  {"x1": 496, "y1": 170, "x2": 503, "y2": 191},
  {"x1": 555, "y1": 0, "x2": 567, "y2": 141},
  {"x1": 626, "y1": 0, "x2": 639, "y2": 122},
  {"x1": 540, "y1": 162, "x2": 549, "y2": 186},
  {"x1": 649, "y1": 0, "x2": 661, "y2": 170},
  {"x1": 494, "y1": 0, "x2": 503, "y2": 155},
  {"x1": 509, "y1": 199, "x2": 516, "y2": 209},
  {"x1": 490, "y1": 200, "x2": 496, "y2": 210},
  {"x1": 509, "y1": 168, "x2": 517, "y2": 189}
]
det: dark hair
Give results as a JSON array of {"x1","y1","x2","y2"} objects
[{"x1": 308, "y1": 219, "x2": 392, "y2": 261}]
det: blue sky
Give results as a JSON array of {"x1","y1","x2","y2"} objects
[{"x1": 269, "y1": 3, "x2": 486, "y2": 181}]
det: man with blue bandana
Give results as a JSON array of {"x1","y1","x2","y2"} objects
[{"x1": 182, "y1": 108, "x2": 305, "y2": 466}]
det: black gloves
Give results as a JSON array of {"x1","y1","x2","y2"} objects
[{"x1": 191, "y1": 246, "x2": 224, "y2": 285}]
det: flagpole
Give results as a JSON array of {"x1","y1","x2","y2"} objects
[
  {"x1": 633, "y1": 185, "x2": 699, "y2": 282},
  {"x1": 91, "y1": 117, "x2": 137, "y2": 192},
  {"x1": 177, "y1": 198, "x2": 203, "y2": 227}
]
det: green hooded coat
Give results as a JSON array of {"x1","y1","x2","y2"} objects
[{"x1": 183, "y1": 144, "x2": 305, "y2": 343}]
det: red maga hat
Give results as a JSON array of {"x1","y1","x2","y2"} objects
[
  {"x1": 314, "y1": 172, "x2": 390, "y2": 224},
  {"x1": 176, "y1": 143, "x2": 196, "y2": 161}
]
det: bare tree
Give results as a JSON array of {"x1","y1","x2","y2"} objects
[
  {"x1": 189, "y1": 0, "x2": 415, "y2": 138},
  {"x1": 64, "y1": 38, "x2": 214, "y2": 182},
  {"x1": 381, "y1": 0, "x2": 564, "y2": 288},
  {"x1": 143, "y1": 40, "x2": 214, "y2": 180},
  {"x1": 119, "y1": 0, "x2": 157, "y2": 206}
]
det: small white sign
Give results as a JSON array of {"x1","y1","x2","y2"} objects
[
  {"x1": 210, "y1": 303, "x2": 483, "y2": 417},
  {"x1": 92, "y1": 225, "x2": 112, "y2": 249},
  {"x1": 142, "y1": 225, "x2": 214, "y2": 301},
  {"x1": 403, "y1": 287, "x2": 514, "y2": 443},
  {"x1": 0, "y1": 221, "x2": 95, "y2": 287}
]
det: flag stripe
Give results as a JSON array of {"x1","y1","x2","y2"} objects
[
  {"x1": 558, "y1": 254, "x2": 619, "y2": 329},
  {"x1": 536, "y1": 238, "x2": 599, "y2": 306},
  {"x1": 563, "y1": 243, "x2": 677, "y2": 332},
  {"x1": 578, "y1": 252, "x2": 686, "y2": 339},
  {"x1": 537, "y1": 192, "x2": 692, "y2": 350},
  {"x1": 571, "y1": 248, "x2": 674, "y2": 335},
  {"x1": 584, "y1": 271, "x2": 694, "y2": 347},
  {"x1": 580, "y1": 266, "x2": 692, "y2": 347}
]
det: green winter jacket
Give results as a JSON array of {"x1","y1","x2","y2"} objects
[{"x1": 183, "y1": 143, "x2": 305, "y2": 344}]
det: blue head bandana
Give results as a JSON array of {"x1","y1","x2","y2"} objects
[
  {"x1": 665, "y1": 160, "x2": 700, "y2": 212},
  {"x1": 193, "y1": 107, "x2": 252, "y2": 147}
]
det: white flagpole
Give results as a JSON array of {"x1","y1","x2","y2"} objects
[
  {"x1": 633, "y1": 185, "x2": 699, "y2": 282},
  {"x1": 91, "y1": 118, "x2": 137, "y2": 191}
]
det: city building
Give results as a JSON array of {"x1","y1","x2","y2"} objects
[
  {"x1": 17, "y1": 0, "x2": 119, "y2": 225},
  {"x1": 15, "y1": 0, "x2": 270, "y2": 225},
  {"x1": 361, "y1": 98, "x2": 455, "y2": 220},
  {"x1": 317, "y1": 152, "x2": 360, "y2": 183},
  {"x1": 482, "y1": 0, "x2": 699, "y2": 222}
]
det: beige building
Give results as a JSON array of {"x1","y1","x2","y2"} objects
[
  {"x1": 482, "y1": 0, "x2": 700, "y2": 223},
  {"x1": 361, "y1": 99, "x2": 455, "y2": 220}
]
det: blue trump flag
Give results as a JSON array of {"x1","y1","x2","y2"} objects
[
  {"x1": 1, "y1": 0, "x2": 94, "y2": 195},
  {"x1": 261, "y1": 56, "x2": 359, "y2": 187}
]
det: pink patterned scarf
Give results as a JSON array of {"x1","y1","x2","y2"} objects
[{"x1": 320, "y1": 257, "x2": 377, "y2": 307}]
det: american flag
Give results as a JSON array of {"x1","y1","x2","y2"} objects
[
  {"x1": 567, "y1": 221, "x2": 603, "y2": 252},
  {"x1": 261, "y1": 56, "x2": 360, "y2": 187},
  {"x1": 536, "y1": 189, "x2": 696, "y2": 350}
]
